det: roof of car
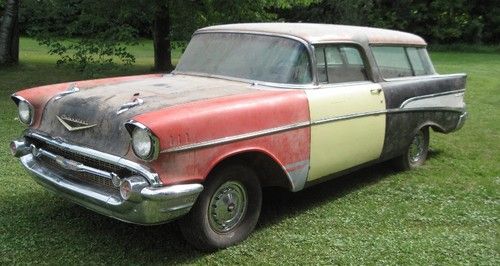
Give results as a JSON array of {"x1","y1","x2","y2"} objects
[{"x1": 197, "y1": 23, "x2": 427, "y2": 46}]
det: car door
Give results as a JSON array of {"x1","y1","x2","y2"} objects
[{"x1": 306, "y1": 44, "x2": 386, "y2": 181}]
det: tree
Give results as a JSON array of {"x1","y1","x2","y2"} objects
[
  {"x1": 153, "y1": 0, "x2": 172, "y2": 71},
  {"x1": 19, "y1": 0, "x2": 316, "y2": 72},
  {"x1": 0, "y1": 0, "x2": 19, "y2": 65}
]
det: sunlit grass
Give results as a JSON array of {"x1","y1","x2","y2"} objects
[{"x1": 0, "y1": 38, "x2": 498, "y2": 265}]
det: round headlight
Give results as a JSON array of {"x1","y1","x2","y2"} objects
[
  {"x1": 132, "y1": 127, "x2": 153, "y2": 159},
  {"x1": 18, "y1": 101, "x2": 33, "y2": 124}
]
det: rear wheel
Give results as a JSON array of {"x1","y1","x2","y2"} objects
[
  {"x1": 393, "y1": 127, "x2": 430, "y2": 170},
  {"x1": 179, "y1": 164, "x2": 262, "y2": 251}
]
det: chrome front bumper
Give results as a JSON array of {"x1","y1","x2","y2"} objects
[{"x1": 12, "y1": 134, "x2": 203, "y2": 225}]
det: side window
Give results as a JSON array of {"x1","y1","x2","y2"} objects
[
  {"x1": 324, "y1": 46, "x2": 343, "y2": 65},
  {"x1": 342, "y1": 47, "x2": 364, "y2": 65},
  {"x1": 314, "y1": 44, "x2": 369, "y2": 84},
  {"x1": 315, "y1": 48, "x2": 327, "y2": 83},
  {"x1": 372, "y1": 46, "x2": 412, "y2": 78},
  {"x1": 372, "y1": 46, "x2": 435, "y2": 79}
]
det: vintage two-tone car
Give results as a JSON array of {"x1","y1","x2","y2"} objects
[{"x1": 10, "y1": 23, "x2": 467, "y2": 250}]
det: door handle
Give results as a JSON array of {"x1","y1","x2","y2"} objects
[{"x1": 370, "y1": 88, "x2": 382, "y2": 94}]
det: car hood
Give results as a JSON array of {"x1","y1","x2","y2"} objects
[{"x1": 38, "y1": 74, "x2": 256, "y2": 156}]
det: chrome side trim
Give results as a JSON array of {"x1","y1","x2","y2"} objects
[
  {"x1": 161, "y1": 107, "x2": 465, "y2": 153},
  {"x1": 26, "y1": 131, "x2": 162, "y2": 187},
  {"x1": 387, "y1": 107, "x2": 465, "y2": 114},
  {"x1": 311, "y1": 110, "x2": 386, "y2": 126},
  {"x1": 400, "y1": 89, "x2": 466, "y2": 108},
  {"x1": 162, "y1": 121, "x2": 310, "y2": 153}
]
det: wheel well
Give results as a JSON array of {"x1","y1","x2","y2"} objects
[{"x1": 208, "y1": 152, "x2": 292, "y2": 190}]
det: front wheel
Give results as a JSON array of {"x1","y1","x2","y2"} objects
[
  {"x1": 393, "y1": 127, "x2": 430, "y2": 171},
  {"x1": 179, "y1": 164, "x2": 262, "y2": 251}
]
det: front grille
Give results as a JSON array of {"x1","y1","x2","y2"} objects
[{"x1": 28, "y1": 137, "x2": 132, "y2": 192}]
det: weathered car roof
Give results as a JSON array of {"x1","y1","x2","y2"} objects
[{"x1": 197, "y1": 23, "x2": 427, "y2": 46}]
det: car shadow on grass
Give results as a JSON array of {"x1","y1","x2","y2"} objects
[
  {"x1": 11, "y1": 160, "x2": 404, "y2": 264},
  {"x1": 258, "y1": 160, "x2": 399, "y2": 229}
]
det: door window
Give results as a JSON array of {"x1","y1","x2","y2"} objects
[{"x1": 314, "y1": 45, "x2": 369, "y2": 84}]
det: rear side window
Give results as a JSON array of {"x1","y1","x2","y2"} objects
[
  {"x1": 372, "y1": 46, "x2": 434, "y2": 79},
  {"x1": 315, "y1": 45, "x2": 369, "y2": 84}
]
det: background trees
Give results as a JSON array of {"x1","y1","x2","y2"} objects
[
  {"x1": 0, "y1": 0, "x2": 19, "y2": 65},
  {"x1": 0, "y1": 0, "x2": 498, "y2": 69},
  {"x1": 279, "y1": 0, "x2": 499, "y2": 44}
]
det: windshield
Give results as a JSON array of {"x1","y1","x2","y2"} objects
[{"x1": 175, "y1": 33, "x2": 313, "y2": 84}]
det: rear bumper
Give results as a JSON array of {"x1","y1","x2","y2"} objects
[
  {"x1": 455, "y1": 111, "x2": 468, "y2": 131},
  {"x1": 12, "y1": 134, "x2": 203, "y2": 225}
]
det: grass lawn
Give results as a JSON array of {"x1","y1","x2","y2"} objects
[{"x1": 0, "y1": 38, "x2": 498, "y2": 265}]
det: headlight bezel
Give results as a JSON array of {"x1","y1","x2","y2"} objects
[
  {"x1": 126, "y1": 121, "x2": 160, "y2": 161},
  {"x1": 12, "y1": 95, "x2": 35, "y2": 126}
]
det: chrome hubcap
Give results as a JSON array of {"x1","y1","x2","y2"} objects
[
  {"x1": 208, "y1": 181, "x2": 247, "y2": 233},
  {"x1": 408, "y1": 131, "x2": 425, "y2": 163}
]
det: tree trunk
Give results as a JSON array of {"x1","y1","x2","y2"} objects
[
  {"x1": 0, "y1": 0, "x2": 20, "y2": 65},
  {"x1": 153, "y1": 0, "x2": 173, "y2": 72}
]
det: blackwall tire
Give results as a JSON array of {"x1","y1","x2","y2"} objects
[
  {"x1": 393, "y1": 127, "x2": 430, "y2": 171},
  {"x1": 179, "y1": 163, "x2": 262, "y2": 251}
]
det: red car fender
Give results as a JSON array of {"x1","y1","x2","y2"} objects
[{"x1": 135, "y1": 89, "x2": 311, "y2": 186}]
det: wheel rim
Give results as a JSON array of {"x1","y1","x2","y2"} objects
[
  {"x1": 208, "y1": 181, "x2": 248, "y2": 233},
  {"x1": 408, "y1": 130, "x2": 425, "y2": 164}
]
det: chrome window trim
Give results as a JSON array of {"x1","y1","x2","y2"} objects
[
  {"x1": 161, "y1": 107, "x2": 465, "y2": 153},
  {"x1": 171, "y1": 72, "x2": 319, "y2": 90},
  {"x1": 311, "y1": 41, "x2": 375, "y2": 83},
  {"x1": 26, "y1": 131, "x2": 162, "y2": 187},
  {"x1": 382, "y1": 73, "x2": 467, "y2": 82},
  {"x1": 174, "y1": 30, "x2": 319, "y2": 87},
  {"x1": 369, "y1": 45, "x2": 438, "y2": 81},
  {"x1": 11, "y1": 95, "x2": 35, "y2": 126},
  {"x1": 318, "y1": 80, "x2": 375, "y2": 89}
]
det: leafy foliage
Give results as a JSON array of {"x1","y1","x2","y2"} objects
[
  {"x1": 11, "y1": 0, "x2": 498, "y2": 71},
  {"x1": 279, "y1": 0, "x2": 499, "y2": 44},
  {"x1": 18, "y1": 0, "x2": 316, "y2": 72},
  {"x1": 39, "y1": 38, "x2": 135, "y2": 75},
  {"x1": 20, "y1": 0, "x2": 145, "y2": 74}
]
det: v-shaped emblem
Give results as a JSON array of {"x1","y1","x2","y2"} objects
[{"x1": 57, "y1": 115, "x2": 97, "y2": 132}]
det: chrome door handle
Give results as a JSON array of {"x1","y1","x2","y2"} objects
[{"x1": 370, "y1": 88, "x2": 382, "y2": 94}]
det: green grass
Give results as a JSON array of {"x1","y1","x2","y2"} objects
[{"x1": 0, "y1": 38, "x2": 499, "y2": 265}]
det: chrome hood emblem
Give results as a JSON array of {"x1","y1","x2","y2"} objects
[{"x1": 57, "y1": 115, "x2": 97, "y2": 132}]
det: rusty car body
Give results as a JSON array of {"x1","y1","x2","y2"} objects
[{"x1": 10, "y1": 23, "x2": 467, "y2": 250}]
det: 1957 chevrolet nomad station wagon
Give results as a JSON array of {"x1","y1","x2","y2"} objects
[{"x1": 10, "y1": 23, "x2": 467, "y2": 250}]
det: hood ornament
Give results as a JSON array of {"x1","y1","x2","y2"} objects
[
  {"x1": 54, "y1": 84, "x2": 80, "y2": 101},
  {"x1": 117, "y1": 98, "x2": 144, "y2": 115},
  {"x1": 57, "y1": 115, "x2": 97, "y2": 132}
]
